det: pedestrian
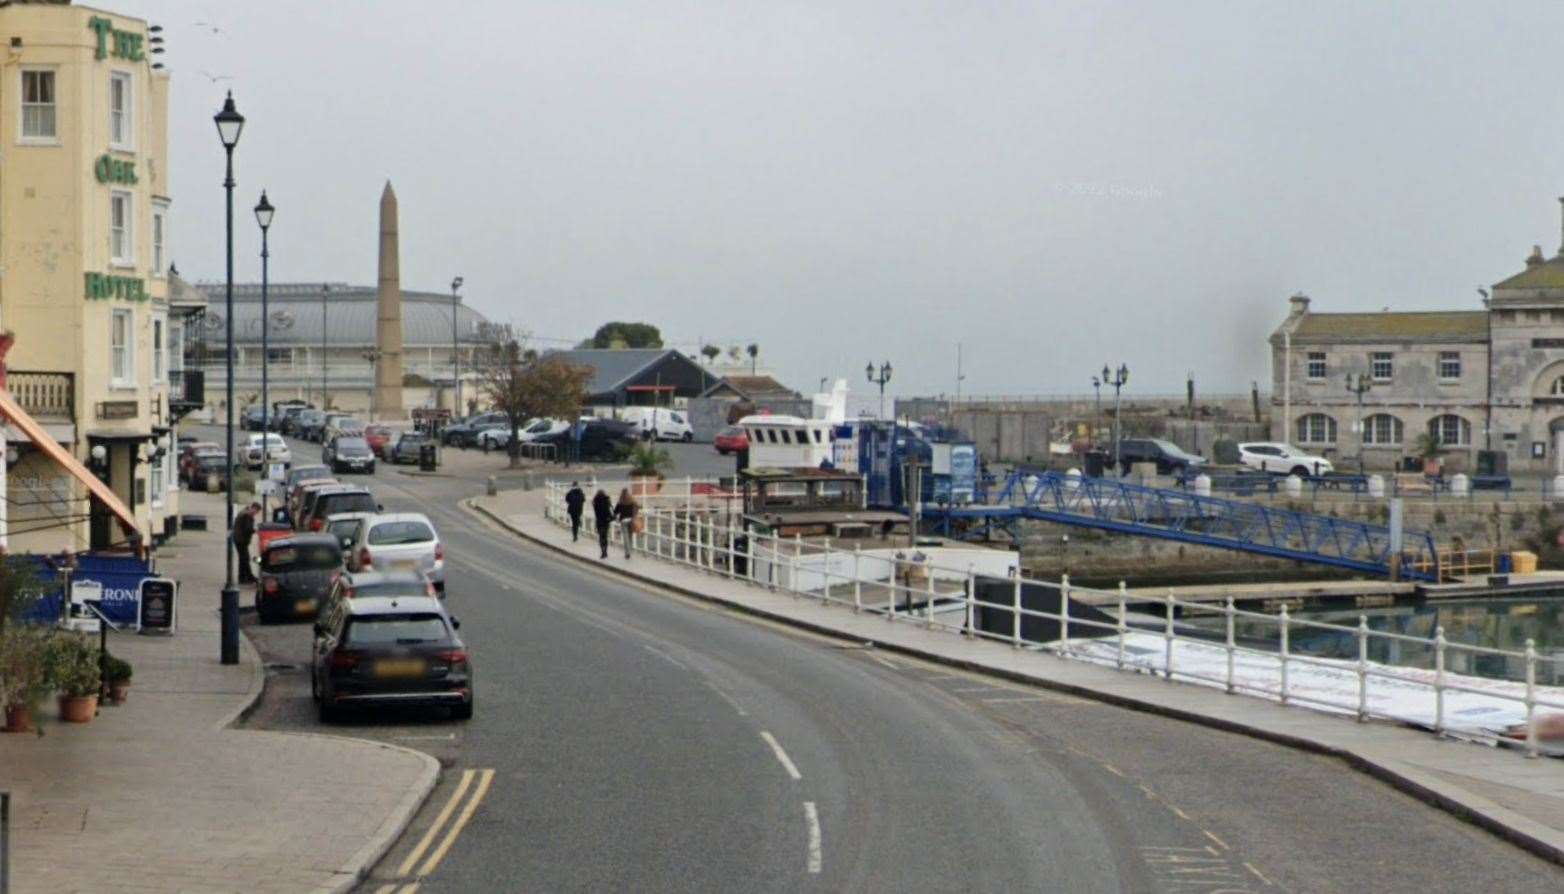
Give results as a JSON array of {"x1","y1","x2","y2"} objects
[
  {"x1": 592, "y1": 489, "x2": 614, "y2": 559},
  {"x1": 233, "y1": 501, "x2": 260, "y2": 584},
  {"x1": 565, "y1": 481, "x2": 586, "y2": 542},
  {"x1": 614, "y1": 488, "x2": 639, "y2": 559}
]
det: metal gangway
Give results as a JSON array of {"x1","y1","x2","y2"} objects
[{"x1": 921, "y1": 469, "x2": 1443, "y2": 582}]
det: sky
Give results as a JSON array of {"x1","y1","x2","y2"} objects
[{"x1": 125, "y1": 1, "x2": 1564, "y2": 400}]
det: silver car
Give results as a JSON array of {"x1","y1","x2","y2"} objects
[{"x1": 346, "y1": 512, "x2": 445, "y2": 591}]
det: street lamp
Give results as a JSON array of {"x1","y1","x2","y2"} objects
[
  {"x1": 451, "y1": 276, "x2": 463, "y2": 417},
  {"x1": 1102, "y1": 363, "x2": 1129, "y2": 471},
  {"x1": 866, "y1": 361, "x2": 892, "y2": 420},
  {"x1": 254, "y1": 190, "x2": 274, "y2": 518},
  {"x1": 1346, "y1": 372, "x2": 1373, "y2": 474},
  {"x1": 1090, "y1": 375, "x2": 1102, "y2": 445},
  {"x1": 214, "y1": 91, "x2": 244, "y2": 666}
]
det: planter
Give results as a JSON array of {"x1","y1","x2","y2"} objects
[
  {"x1": 58, "y1": 694, "x2": 98, "y2": 723},
  {"x1": 1423, "y1": 458, "x2": 1442, "y2": 477},
  {"x1": 3, "y1": 704, "x2": 34, "y2": 733},
  {"x1": 630, "y1": 475, "x2": 663, "y2": 497},
  {"x1": 107, "y1": 681, "x2": 130, "y2": 704}
]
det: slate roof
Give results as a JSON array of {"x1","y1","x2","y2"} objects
[
  {"x1": 192, "y1": 282, "x2": 494, "y2": 347},
  {"x1": 721, "y1": 375, "x2": 798, "y2": 398},
  {"x1": 542, "y1": 349, "x2": 687, "y2": 396},
  {"x1": 1279, "y1": 311, "x2": 1488, "y2": 345}
]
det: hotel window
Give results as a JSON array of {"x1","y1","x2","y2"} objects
[
  {"x1": 20, "y1": 69, "x2": 56, "y2": 141},
  {"x1": 152, "y1": 203, "x2": 168, "y2": 276},
  {"x1": 149, "y1": 454, "x2": 164, "y2": 507},
  {"x1": 1438, "y1": 352, "x2": 1461, "y2": 381},
  {"x1": 111, "y1": 309, "x2": 134, "y2": 386},
  {"x1": 1362, "y1": 414, "x2": 1403, "y2": 445},
  {"x1": 109, "y1": 71, "x2": 133, "y2": 149},
  {"x1": 1306, "y1": 352, "x2": 1326, "y2": 380},
  {"x1": 153, "y1": 316, "x2": 165, "y2": 380},
  {"x1": 110, "y1": 191, "x2": 133, "y2": 266},
  {"x1": 1370, "y1": 352, "x2": 1393, "y2": 381},
  {"x1": 1295, "y1": 413, "x2": 1337, "y2": 445},
  {"x1": 1429, "y1": 414, "x2": 1471, "y2": 447}
]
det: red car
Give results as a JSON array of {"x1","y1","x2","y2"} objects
[
  {"x1": 364, "y1": 425, "x2": 393, "y2": 458},
  {"x1": 713, "y1": 426, "x2": 749, "y2": 455}
]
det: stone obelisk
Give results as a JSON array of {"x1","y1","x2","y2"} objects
[{"x1": 373, "y1": 181, "x2": 405, "y2": 418}]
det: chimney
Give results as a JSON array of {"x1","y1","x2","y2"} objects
[
  {"x1": 1529, "y1": 245, "x2": 1545, "y2": 267},
  {"x1": 1288, "y1": 292, "x2": 1310, "y2": 316}
]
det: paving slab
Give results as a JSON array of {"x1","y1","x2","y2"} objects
[
  {"x1": 0, "y1": 490, "x2": 437, "y2": 894},
  {"x1": 475, "y1": 486, "x2": 1564, "y2": 866}
]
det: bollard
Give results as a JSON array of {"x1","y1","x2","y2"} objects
[
  {"x1": 1058, "y1": 574, "x2": 1071, "y2": 657},
  {"x1": 1116, "y1": 582, "x2": 1128, "y2": 670},
  {"x1": 1011, "y1": 575, "x2": 1022, "y2": 647},
  {"x1": 1357, "y1": 614, "x2": 1370, "y2": 722},
  {"x1": 1, "y1": 789, "x2": 8, "y2": 894},
  {"x1": 1278, "y1": 603, "x2": 1290, "y2": 705},
  {"x1": 1367, "y1": 474, "x2": 1384, "y2": 499},
  {"x1": 1525, "y1": 639, "x2": 1540, "y2": 759},
  {"x1": 1164, "y1": 590, "x2": 1175, "y2": 681},
  {"x1": 1434, "y1": 626, "x2": 1447, "y2": 734},
  {"x1": 925, "y1": 570, "x2": 936, "y2": 630},
  {"x1": 853, "y1": 545, "x2": 863, "y2": 613}
]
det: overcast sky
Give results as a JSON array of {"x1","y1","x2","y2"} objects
[{"x1": 129, "y1": 1, "x2": 1564, "y2": 399}]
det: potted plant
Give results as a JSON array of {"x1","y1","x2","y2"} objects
[
  {"x1": 627, "y1": 443, "x2": 672, "y2": 496},
  {"x1": 103, "y1": 653, "x2": 133, "y2": 704},
  {"x1": 49, "y1": 633, "x2": 100, "y2": 723},
  {"x1": 1, "y1": 627, "x2": 53, "y2": 733},
  {"x1": 1414, "y1": 433, "x2": 1443, "y2": 477}
]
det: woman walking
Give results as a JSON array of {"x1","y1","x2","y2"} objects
[
  {"x1": 614, "y1": 489, "x2": 639, "y2": 559},
  {"x1": 592, "y1": 489, "x2": 614, "y2": 559}
]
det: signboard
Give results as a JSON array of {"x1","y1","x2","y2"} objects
[
  {"x1": 67, "y1": 579, "x2": 103, "y2": 633},
  {"x1": 266, "y1": 461, "x2": 287, "y2": 483},
  {"x1": 94, "y1": 155, "x2": 138, "y2": 185},
  {"x1": 72, "y1": 554, "x2": 153, "y2": 627},
  {"x1": 84, "y1": 272, "x2": 148, "y2": 301},
  {"x1": 88, "y1": 16, "x2": 145, "y2": 61},
  {"x1": 97, "y1": 400, "x2": 139, "y2": 420},
  {"x1": 137, "y1": 578, "x2": 176, "y2": 633}
]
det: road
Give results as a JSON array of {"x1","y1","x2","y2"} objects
[{"x1": 221, "y1": 427, "x2": 1564, "y2": 892}]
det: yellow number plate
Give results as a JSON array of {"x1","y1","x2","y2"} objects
[
  {"x1": 374, "y1": 659, "x2": 425, "y2": 678},
  {"x1": 294, "y1": 599, "x2": 315, "y2": 614}
]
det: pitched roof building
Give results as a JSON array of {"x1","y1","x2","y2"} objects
[{"x1": 541, "y1": 348, "x2": 724, "y2": 407}]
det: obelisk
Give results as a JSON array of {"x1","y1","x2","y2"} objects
[{"x1": 374, "y1": 181, "x2": 405, "y2": 417}]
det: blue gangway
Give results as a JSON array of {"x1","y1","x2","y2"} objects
[{"x1": 922, "y1": 469, "x2": 1442, "y2": 582}]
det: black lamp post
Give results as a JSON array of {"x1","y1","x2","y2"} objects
[
  {"x1": 1091, "y1": 375, "x2": 1103, "y2": 445},
  {"x1": 214, "y1": 92, "x2": 244, "y2": 666},
  {"x1": 1102, "y1": 363, "x2": 1129, "y2": 471},
  {"x1": 254, "y1": 191, "x2": 274, "y2": 515},
  {"x1": 1346, "y1": 372, "x2": 1373, "y2": 474},
  {"x1": 451, "y1": 276, "x2": 463, "y2": 417},
  {"x1": 866, "y1": 361, "x2": 893, "y2": 420}
]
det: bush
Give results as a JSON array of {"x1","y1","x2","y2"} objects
[
  {"x1": 46, "y1": 633, "x2": 100, "y2": 698},
  {"x1": 0, "y1": 626, "x2": 55, "y2": 712},
  {"x1": 104, "y1": 653, "x2": 132, "y2": 683}
]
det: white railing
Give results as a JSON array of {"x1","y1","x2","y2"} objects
[{"x1": 543, "y1": 478, "x2": 1564, "y2": 758}]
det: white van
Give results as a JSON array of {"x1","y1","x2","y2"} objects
[{"x1": 619, "y1": 407, "x2": 694, "y2": 442}]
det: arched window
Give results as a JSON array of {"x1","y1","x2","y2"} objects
[
  {"x1": 1295, "y1": 413, "x2": 1337, "y2": 445},
  {"x1": 1552, "y1": 376, "x2": 1564, "y2": 396},
  {"x1": 1428, "y1": 414, "x2": 1471, "y2": 446},
  {"x1": 1361, "y1": 414, "x2": 1404, "y2": 446}
]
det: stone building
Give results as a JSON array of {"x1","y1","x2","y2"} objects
[{"x1": 1270, "y1": 204, "x2": 1564, "y2": 474}]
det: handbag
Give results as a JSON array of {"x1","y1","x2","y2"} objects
[{"x1": 632, "y1": 514, "x2": 646, "y2": 535}]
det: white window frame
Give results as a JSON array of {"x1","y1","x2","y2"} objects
[
  {"x1": 1430, "y1": 414, "x2": 1470, "y2": 447},
  {"x1": 151, "y1": 202, "x2": 168, "y2": 277},
  {"x1": 1296, "y1": 413, "x2": 1336, "y2": 445},
  {"x1": 149, "y1": 451, "x2": 164, "y2": 507},
  {"x1": 19, "y1": 68, "x2": 58, "y2": 144},
  {"x1": 168, "y1": 321, "x2": 184, "y2": 372},
  {"x1": 1370, "y1": 352, "x2": 1393, "y2": 382},
  {"x1": 1438, "y1": 351, "x2": 1461, "y2": 382},
  {"x1": 111, "y1": 308, "x2": 134, "y2": 387},
  {"x1": 153, "y1": 315, "x2": 166, "y2": 381},
  {"x1": 1362, "y1": 414, "x2": 1403, "y2": 446},
  {"x1": 109, "y1": 70, "x2": 134, "y2": 151},
  {"x1": 110, "y1": 190, "x2": 134, "y2": 267},
  {"x1": 1305, "y1": 352, "x2": 1326, "y2": 381}
]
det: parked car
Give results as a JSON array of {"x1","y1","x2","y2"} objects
[
  {"x1": 242, "y1": 405, "x2": 268, "y2": 431},
  {"x1": 620, "y1": 407, "x2": 694, "y2": 442},
  {"x1": 364, "y1": 425, "x2": 393, "y2": 457},
  {"x1": 311, "y1": 586, "x2": 471, "y2": 722},
  {"x1": 517, "y1": 417, "x2": 569, "y2": 443},
  {"x1": 1237, "y1": 442, "x2": 1334, "y2": 477},
  {"x1": 316, "y1": 568, "x2": 439, "y2": 630},
  {"x1": 475, "y1": 425, "x2": 512, "y2": 451},
  {"x1": 300, "y1": 486, "x2": 380, "y2": 533},
  {"x1": 180, "y1": 442, "x2": 222, "y2": 484},
  {"x1": 285, "y1": 464, "x2": 334, "y2": 493},
  {"x1": 295, "y1": 409, "x2": 328, "y2": 441},
  {"x1": 713, "y1": 425, "x2": 749, "y2": 455},
  {"x1": 534, "y1": 418, "x2": 637, "y2": 460},
  {"x1": 188, "y1": 452, "x2": 231, "y2": 491},
  {"x1": 292, "y1": 480, "x2": 345, "y2": 528},
  {"x1": 242, "y1": 433, "x2": 291, "y2": 470},
  {"x1": 256, "y1": 533, "x2": 343, "y2": 624},
  {"x1": 280, "y1": 404, "x2": 315, "y2": 436},
  {"x1": 389, "y1": 431, "x2": 432, "y2": 465},
  {"x1": 443, "y1": 411, "x2": 510, "y2": 448},
  {"x1": 346, "y1": 512, "x2": 445, "y2": 591},
  {"x1": 324, "y1": 511, "x2": 377, "y2": 559},
  {"x1": 323, "y1": 417, "x2": 366, "y2": 444},
  {"x1": 324, "y1": 436, "x2": 377, "y2": 474},
  {"x1": 1115, "y1": 438, "x2": 1207, "y2": 476}
]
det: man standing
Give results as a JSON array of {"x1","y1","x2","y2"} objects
[
  {"x1": 591, "y1": 489, "x2": 614, "y2": 559},
  {"x1": 233, "y1": 502, "x2": 260, "y2": 584},
  {"x1": 564, "y1": 481, "x2": 586, "y2": 542}
]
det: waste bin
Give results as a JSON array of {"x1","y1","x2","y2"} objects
[
  {"x1": 1083, "y1": 450, "x2": 1108, "y2": 478},
  {"x1": 419, "y1": 443, "x2": 438, "y2": 472}
]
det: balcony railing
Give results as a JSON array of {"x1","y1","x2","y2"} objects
[
  {"x1": 8, "y1": 371, "x2": 75, "y2": 422},
  {"x1": 170, "y1": 368, "x2": 205, "y2": 405}
]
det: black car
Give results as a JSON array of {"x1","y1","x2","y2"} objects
[
  {"x1": 188, "y1": 453, "x2": 231, "y2": 490},
  {"x1": 311, "y1": 587, "x2": 471, "y2": 722},
  {"x1": 535, "y1": 418, "x2": 637, "y2": 460},
  {"x1": 390, "y1": 432, "x2": 432, "y2": 464},
  {"x1": 443, "y1": 412, "x2": 509, "y2": 447},
  {"x1": 256, "y1": 533, "x2": 343, "y2": 623},
  {"x1": 1115, "y1": 438, "x2": 1208, "y2": 476},
  {"x1": 324, "y1": 436, "x2": 377, "y2": 475},
  {"x1": 241, "y1": 405, "x2": 267, "y2": 431},
  {"x1": 278, "y1": 404, "x2": 313, "y2": 435}
]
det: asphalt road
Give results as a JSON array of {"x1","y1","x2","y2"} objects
[{"x1": 222, "y1": 427, "x2": 1564, "y2": 892}]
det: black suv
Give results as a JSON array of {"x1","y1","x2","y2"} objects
[
  {"x1": 443, "y1": 412, "x2": 509, "y2": 448},
  {"x1": 1114, "y1": 438, "x2": 1207, "y2": 476},
  {"x1": 311, "y1": 589, "x2": 472, "y2": 722}
]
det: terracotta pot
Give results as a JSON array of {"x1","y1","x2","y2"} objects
[
  {"x1": 58, "y1": 694, "x2": 98, "y2": 723},
  {"x1": 630, "y1": 475, "x2": 663, "y2": 497},
  {"x1": 108, "y1": 681, "x2": 130, "y2": 704},
  {"x1": 3, "y1": 704, "x2": 34, "y2": 733}
]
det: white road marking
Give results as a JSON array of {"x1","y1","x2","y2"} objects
[
  {"x1": 1100, "y1": 763, "x2": 1125, "y2": 777},
  {"x1": 706, "y1": 682, "x2": 749, "y2": 716},
  {"x1": 980, "y1": 696, "x2": 1057, "y2": 703},
  {"x1": 1170, "y1": 806, "x2": 1192, "y2": 821},
  {"x1": 869, "y1": 654, "x2": 900, "y2": 669},
  {"x1": 760, "y1": 730, "x2": 803, "y2": 780},
  {"x1": 1244, "y1": 861, "x2": 1275, "y2": 887},
  {"x1": 1203, "y1": 829, "x2": 1230, "y2": 851},
  {"x1": 803, "y1": 801, "x2": 823, "y2": 874},
  {"x1": 954, "y1": 686, "x2": 1000, "y2": 693},
  {"x1": 396, "y1": 734, "x2": 456, "y2": 741},
  {"x1": 643, "y1": 643, "x2": 688, "y2": 669}
]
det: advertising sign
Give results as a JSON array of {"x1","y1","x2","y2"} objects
[
  {"x1": 72, "y1": 554, "x2": 153, "y2": 627},
  {"x1": 137, "y1": 578, "x2": 177, "y2": 633}
]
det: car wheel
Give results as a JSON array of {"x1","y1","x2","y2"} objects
[
  {"x1": 451, "y1": 699, "x2": 473, "y2": 721},
  {"x1": 1289, "y1": 466, "x2": 1309, "y2": 478},
  {"x1": 367, "y1": 463, "x2": 376, "y2": 474},
  {"x1": 716, "y1": 448, "x2": 727, "y2": 456},
  {"x1": 682, "y1": 432, "x2": 693, "y2": 442}
]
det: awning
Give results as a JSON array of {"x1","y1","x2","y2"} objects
[{"x1": 0, "y1": 389, "x2": 138, "y2": 536}]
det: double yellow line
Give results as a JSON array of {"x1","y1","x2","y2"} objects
[{"x1": 375, "y1": 767, "x2": 496, "y2": 893}]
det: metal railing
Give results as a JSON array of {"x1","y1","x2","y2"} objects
[
  {"x1": 542, "y1": 478, "x2": 1564, "y2": 758},
  {"x1": 7, "y1": 370, "x2": 74, "y2": 422}
]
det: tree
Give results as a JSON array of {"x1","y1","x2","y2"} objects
[
  {"x1": 478, "y1": 338, "x2": 593, "y2": 468},
  {"x1": 746, "y1": 343, "x2": 759, "y2": 374},
  {"x1": 590, "y1": 322, "x2": 662, "y2": 350},
  {"x1": 727, "y1": 346, "x2": 743, "y2": 363},
  {"x1": 701, "y1": 344, "x2": 720, "y2": 365}
]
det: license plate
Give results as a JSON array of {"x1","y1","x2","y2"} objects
[
  {"x1": 392, "y1": 559, "x2": 418, "y2": 571},
  {"x1": 374, "y1": 659, "x2": 426, "y2": 678},
  {"x1": 294, "y1": 598, "x2": 315, "y2": 614}
]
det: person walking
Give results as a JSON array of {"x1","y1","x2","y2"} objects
[
  {"x1": 614, "y1": 488, "x2": 639, "y2": 560},
  {"x1": 591, "y1": 489, "x2": 614, "y2": 559},
  {"x1": 565, "y1": 481, "x2": 586, "y2": 542},
  {"x1": 233, "y1": 502, "x2": 260, "y2": 584}
]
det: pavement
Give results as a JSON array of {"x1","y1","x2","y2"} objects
[
  {"x1": 0, "y1": 489, "x2": 437, "y2": 894},
  {"x1": 476, "y1": 485, "x2": 1564, "y2": 869}
]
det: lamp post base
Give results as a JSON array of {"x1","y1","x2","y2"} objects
[{"x1": 220, "y1": 585, "x2": 240, "y2": 665}]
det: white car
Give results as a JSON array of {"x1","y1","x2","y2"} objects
[
  {"x1": 242, "y1": 433, "x2": 291, "y2": 470},
  {"x1": 1237, "y1": 442, "x2": 1333, "y2": 477},
  {"x1": 517, "y1": 418, "x2": 569, "y2": 443}
]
